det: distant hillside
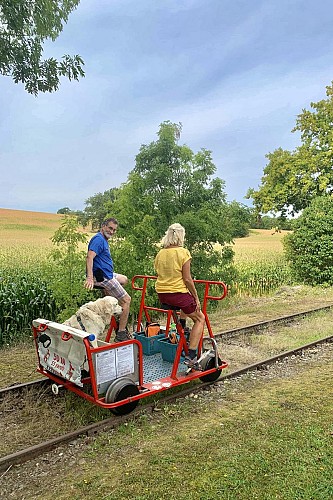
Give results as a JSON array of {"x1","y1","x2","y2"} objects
[
  {"x1": 0, "y1": 208, "x2": 63, "y2": 247},
  {"x1": 0, "y1": 207, "x2": 61, "y2": 225}
]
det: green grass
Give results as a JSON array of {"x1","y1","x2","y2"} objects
[
  {"x1": 221, "y1": 309, "x2": 333, "y2": 370},
  {"x1": 32, "y1": 358, "x2": 332, "y2": 500},
  {"x1": 0, "y1": 223, "x2": 51, "y2": 231}
]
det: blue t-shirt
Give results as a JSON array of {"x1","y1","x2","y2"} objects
[{"x1": 88, "y1": 232, "x2": 114, "y2": 279}]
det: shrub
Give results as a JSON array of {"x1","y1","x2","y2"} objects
[
  {"x1": 284, "y1": 195, "x2": 333, "y2": 285},
  {"x1": 50, "y1": 215, "x2": 92, "y2": 321}
]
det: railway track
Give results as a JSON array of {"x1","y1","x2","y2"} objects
[
  {"x1": 213, "y1": 302, "x2": 333, "y2": 339},
  {"x1": 1, "y1": 306, "x2": 332, "y2": 473}
]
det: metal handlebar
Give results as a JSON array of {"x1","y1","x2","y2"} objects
[
  {"x1": 131, "y1": 275, "x2": 157, "y2": 291},
  {"x1": 131, "y1": 275, "x2": 227, "y2": 301}
]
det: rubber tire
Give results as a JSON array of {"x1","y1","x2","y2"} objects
[
  {"x1": 105, "y1": 378, "x2": 140, "y2": 415},
  {"x1": 199, "y1": 355, "x2": 223, "y2": 383}
]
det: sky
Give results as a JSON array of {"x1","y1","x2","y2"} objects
[{"x1": 1, "y1": 0, "x2": 333, "y2": 214}]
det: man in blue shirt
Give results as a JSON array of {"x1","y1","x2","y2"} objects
[{"x1": 84, "y1": 217, "x2": 131, "y2": 342}]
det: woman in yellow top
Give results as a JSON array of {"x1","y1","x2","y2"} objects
[{"x1": 154, "y1": 223, "x2": 205, "y2": 370}]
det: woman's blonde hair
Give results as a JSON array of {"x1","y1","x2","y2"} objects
[{"x1": 162, "y1": 223, "x2": 185, "y2": 248}]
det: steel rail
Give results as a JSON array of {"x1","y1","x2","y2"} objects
[
  {"x1": 213, "y1": 303, "x2": 333, "y2": 339},
  {"x1": 0, "y1": 333, "x2": 332, "y2": 473},
  {"x1": 0, "y1": 378, "x2": 49, "y2": 398}
]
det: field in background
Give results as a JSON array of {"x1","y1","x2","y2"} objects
[
  {"x1": 232, "y1": 228, "x2": 290, "y2": 262},
  {"x1": 1, "y1": 208, "x2": 288, "y2": 260},
  {"x1": 0, "y1": 208, "x2": 63, "y2": 268},
  {"x1": 228, "y1": 229, "x2": 294, "y2": 296},
  {"x1": 0, "y1": 208, "x2": 294, "y2": 295},
  {"x1": 0, "y1": 209, "x2": 65, "y2": 343},
  {"x1": 0, "y1": 208, "x2": 62, "y2": 247},
  {"x1": 0, "y1": 209, "x2": 296, "y2": 343}
]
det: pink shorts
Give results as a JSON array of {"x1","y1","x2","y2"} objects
[{"x1": 157, "y1": 292, "x2": 196, "y2": 314}]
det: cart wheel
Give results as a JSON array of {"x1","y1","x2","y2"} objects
[
  {"x1": 199, "y1": 355, "x2": 223, "y2": 383},
  {"x1": 105, "y1": 378, "x2": 140, "y2": 415}
]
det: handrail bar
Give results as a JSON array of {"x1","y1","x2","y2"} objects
[{"x1": 131, "y1": 275, "x2": 228, "y2": 333}]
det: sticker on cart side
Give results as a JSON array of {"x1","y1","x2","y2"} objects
[
  {"x1": 95, "y1": 349, "x2": 117, "y2": 385},
  {"x1": 115, "y1": 344, "x2": 135, "y2": 378},
  {"x1": 38, "y1": 344, "x2": 83, "y2": 387},
  {"x1": 95, "y1": 345, "x2": 135, "y2": 386}
]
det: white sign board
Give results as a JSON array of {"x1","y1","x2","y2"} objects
[{"x1": 95, "y1": 344, "x2": 134, "y2": 386}]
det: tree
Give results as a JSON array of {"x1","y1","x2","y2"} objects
[
  {"x1": 251, "y1": 214, "x2": 294, "y2": 230},
  {"x1": 0, "y1": 0, "x2": 84, "y2": 95},
  {"x1": 283, "y1": 195, "x2": 333, "y2": 285},
  {"x1": 225, "y1": 201, "x2": 253, "y2": 238},
  {"x1": 49, "y1": 214, "x2": 90, "y2": 319},
  {"x1": 107, "y1": 121, "x2": 236, "y2": 285},
  {"x1": 80, "y1": 188, "x2": 119, "y2": 229},
  {"x1": 247, "y1": 81, "x2": 333, "y2": 216},
  {"x1": 57, "y1": 206, "x2": 71, "y2": 214}
]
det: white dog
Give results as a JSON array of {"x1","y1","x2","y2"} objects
[{"x1": 64, "y1": 296, "x2": 122, "y2": 339}]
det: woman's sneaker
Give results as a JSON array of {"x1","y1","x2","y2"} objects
[{"x1": 184, "y1": 356, "x2": 203, "y2": 371}]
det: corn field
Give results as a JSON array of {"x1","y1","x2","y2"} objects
[
  {"x1": 0, "y1": 212, "x2": 296, "y2": 346},
  {"x1": 0, "y1": 267, "x2": 58, "y2": 345},
  {"x1": 231, "y1": 257, "x2": 295, "y2": 297}
]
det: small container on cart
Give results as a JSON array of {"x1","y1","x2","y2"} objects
[{"x1": 32, "y1": 276, "x2": 228, "y2": 415}]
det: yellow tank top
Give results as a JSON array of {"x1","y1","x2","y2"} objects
[{"x1": 154, "y1": 246, "x2": 191, "y2": 293}]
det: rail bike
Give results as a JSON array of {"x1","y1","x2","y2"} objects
[{"x1": 32, "y1": 276, "x2": 228, "y2": 415}]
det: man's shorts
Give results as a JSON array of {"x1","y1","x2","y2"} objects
[
  {"x1": 157, "y1": 292, "x2": 196, "y2": 314},
  {"x1": 95, "y1": 276, "x2": 128, "y2": 301}
]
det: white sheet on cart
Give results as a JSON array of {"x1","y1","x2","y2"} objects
[{"x1": 33, "y1": 319, "x2": 92, "y2": 387}]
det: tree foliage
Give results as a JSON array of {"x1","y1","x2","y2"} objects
[
  {"x1": 106, "y1": 121, "x2": 236, "y2": 285},
  {"x1": 49, "y1": 214, "x2": 90, "y2": 319},
  {"x1": 225, "y1": 201, "x2": 253, "y2": 238},
  {"x1": 80, "y1": 188, "x2": 119, "y2": 229},
  {"x1": 251, "y1": 214, "x2": 294, "y2": 230},
  {"x1": 57, "y1": 206, "x2": 71, "y2": 214},
  {"x1": 0, "y1": 0, "x2": 84, "y2": 94},
  {"x1": 247, "y1": 81, "x2": 333, "y2": 216},
  {"x1": 283, "y1": 195, "x2": 333, "y2": 285}
]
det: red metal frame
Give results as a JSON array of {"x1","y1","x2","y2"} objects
[
  {"x1": 132, "y1": 275, "x2": 227, "y2": 335},
  {"x1": 132, "y1": 275, "x2": 228, "y2": 380},
  {"x1": 32, "y1": 324, "x2": 145, "y2": 410},
  {"x1": 32, "y1": 276, "x2": 228, "y2": 411}
]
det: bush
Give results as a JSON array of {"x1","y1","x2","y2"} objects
[
  {"x1": 50, "y1": 215, "x2": 92, "y2": 321},
  {"x1": 284, "y1": 195, "x2": 333, "y2": 285}
]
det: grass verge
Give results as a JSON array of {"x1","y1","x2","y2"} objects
[{"x1": 30, "y1": 354, "x2": 333, "y2": 500}]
